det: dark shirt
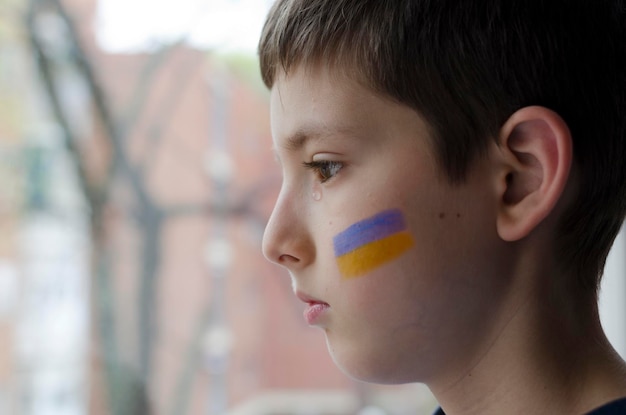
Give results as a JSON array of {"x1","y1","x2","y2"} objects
[
  {"x1": 587, "y1": 397, "x2": 626, "y2": 415},
  {"x1": 432, "y1": 397, "x2": 626, "y2": 414}
]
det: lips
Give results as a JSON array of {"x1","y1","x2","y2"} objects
[{"x1": 296, "y1": 291, "x2": 330, "y2": 325}]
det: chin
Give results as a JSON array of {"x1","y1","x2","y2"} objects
[{"x1": 326, "y1": 337, "x2": 418, "y2": 385}]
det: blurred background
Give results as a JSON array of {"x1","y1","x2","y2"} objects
[{"x1": 0, "y1": 0, "x2": 623, "y2": 414}]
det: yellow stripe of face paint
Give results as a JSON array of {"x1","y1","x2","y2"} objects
[{"x1": 336, "y1": 231, "x2": 415, "y2": 278}]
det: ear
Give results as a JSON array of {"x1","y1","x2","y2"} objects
[{"x1": 495, "y1": 106, "x2": 573, "y2": 242}]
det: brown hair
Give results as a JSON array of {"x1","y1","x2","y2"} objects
[{"x1": 258, "y1": 0, "x2": 626, "y2": 294}]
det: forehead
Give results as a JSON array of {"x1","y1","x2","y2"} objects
[
  {"x1": 269, "y1": 66, "x2": 427, "y2": 153},
  {"x1": 270, "y1": 66, "x2": 371, "y2": 125}
]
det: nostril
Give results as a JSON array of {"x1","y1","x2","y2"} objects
[{"x1": 278, "y1": 254, "x2": 300, "y2": 264}]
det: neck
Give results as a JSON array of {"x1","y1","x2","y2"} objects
[{"x1": 429, "y1": 267, "x2": 626, "y2": 415}]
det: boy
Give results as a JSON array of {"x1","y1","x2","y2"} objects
[{"x1": 259, "y1": 0, "x2": 626, "y2": 413}]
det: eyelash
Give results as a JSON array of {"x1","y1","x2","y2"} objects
[{"x1": 302, "y1": 160, "x2": 344, "y2": 183}]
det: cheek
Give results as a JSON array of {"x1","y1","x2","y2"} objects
[
  {"x1": 336, "y1": 232, "x2": 414, "y2": 278},
  {"x1": 332, "y1": 209, "x2": 415, "y2": 279}
]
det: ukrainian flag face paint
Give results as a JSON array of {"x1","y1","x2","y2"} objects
[{"x1": 333, "y1": 209, "x2": 415, "y2": 278}]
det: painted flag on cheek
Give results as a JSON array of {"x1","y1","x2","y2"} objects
[{"x1": 333, "y1": 209, "x2": 415, "y2": 278}]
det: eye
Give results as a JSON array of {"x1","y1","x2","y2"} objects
[{"x1": 303, "y1": 160, "x2": 343, "y2": 183}]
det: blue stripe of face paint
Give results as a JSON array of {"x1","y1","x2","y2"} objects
[{"x1": 333, "y1": 209, "x2": 408, "y2": 257}]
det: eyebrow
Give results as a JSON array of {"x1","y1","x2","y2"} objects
[
  {"x1": 281, "y1": 124, "x2": 357, "y2": 153},
  {"x1": 284, "y1": 129, "x2": 316, "y2": 152}
]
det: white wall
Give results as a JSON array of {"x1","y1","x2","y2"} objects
[{"x1": 599, "y1": 227, "x2": 626, "y2": 358}]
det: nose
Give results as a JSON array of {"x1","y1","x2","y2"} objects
[{"x1": 262, "y1": 186, "x2": 315, "y2": 270}]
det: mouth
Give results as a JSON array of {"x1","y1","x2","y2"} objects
[{"x1": 296, "y1": 291, "x2": 330, "y2": 326}]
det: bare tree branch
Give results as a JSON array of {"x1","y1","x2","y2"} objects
[
  {"x1": 138, "y1": 49, "x2": 205, "y2": 176},
  {"x1": 120, "y1": 40, "x2": 187, "y2": 135},
  {"x1": 25, "y1": 1, "x2": 104, "y2": 219}
]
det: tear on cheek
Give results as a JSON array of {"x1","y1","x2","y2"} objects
[{"x1": 333, "y1": 209, "x2": 415, "y2": 279}]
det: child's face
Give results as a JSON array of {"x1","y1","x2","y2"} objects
[{"x1": 263, "y1": 66, "x2": 514, "y2": 386}]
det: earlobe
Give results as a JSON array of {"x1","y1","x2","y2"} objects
[{"x1": 495, "y1": 106, "x2": 573, "y2": 242}]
